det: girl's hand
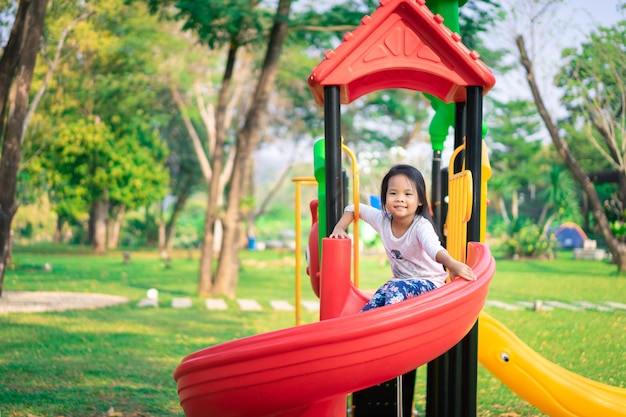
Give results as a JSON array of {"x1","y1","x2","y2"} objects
[
  {"x1": 329, "y1": 227, "x2": 350, "y2": 239},
  {"x1": 437, "y1": 250, "x2": 476, "y2": 282},
  {"x1": 449, "y1": 261, "x2": 476, "y2": 281}
]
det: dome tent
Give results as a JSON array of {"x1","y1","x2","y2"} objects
[{"x1": 554, "y1": 222, "x2": 588, "y2": 249}]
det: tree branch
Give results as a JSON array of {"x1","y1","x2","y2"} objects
[
  {"x1": 289, "y1": 24, "x2": 356, "y2": 33},
  {"x1": 169, "y1": 86, "x2": 212, "y2": 181},
  {"x1": 23, "y1": 9, "x2": 92, "y2": 140}
]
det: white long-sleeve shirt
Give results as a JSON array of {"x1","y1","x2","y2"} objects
[{"x1": 345, "y1": 204, "x2": 448, "y2": 288}]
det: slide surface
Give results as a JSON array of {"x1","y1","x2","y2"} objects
[
  {"x1": 173, "y1": 240, "x2": 495, "y2": 417},
  {"x1": 478, "y1": 311, "x2": 626, "y2": 417}
]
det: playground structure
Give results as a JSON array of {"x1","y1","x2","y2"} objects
[
  {"x1": 172, "y1": 1, "x2": 626, "y2": 416},
  {"x1": 306, "y1": 0, "x2": 493, "y2": 414},
  {"x1": 173, "y1": 239, "x2": 494, "y2": 417}
]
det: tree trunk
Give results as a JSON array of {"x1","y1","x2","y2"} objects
[
  {"x1": 90, "y1": 199, "x2": 108, "y2": 254},
  {"x1": 0, "y1": 0, "x2": 49, "y2": 296},
  {"x1": 197, "y1": 41, "x2": 239, "y2": 297},
  {"x1": 107, "y1": 205, "x2": 125, "y2": 249},
  {"x1": 511, "y1": 189, "x2": 519, "y2": 221},
  {"x1": 213, "y1": 0, "x2": 293, "y2": 297},
  {"x1": 516, "y1": 35, "x2": 626, "y2": 271},
  {"x1": 54, "y1": 215, "x2": 64, "y2": 242},
  {"x1": 158, "y1": 220, "x2": 166, "y2": 251},
  {"x1": 239, "y1": 155, "x2": 255, "y2": 249},
  {"x1": 164, "y1": 188, "x2": 192, "y2": 250},
  {"x1": 198, "y1": 184, "x2": 216, "y2": 296},
  {"x1": 497, "y1": 196, "x2": 510, "y2": 225},
  {"x1": 5, "y1": 230, "x2": 13, "y2": 267}
]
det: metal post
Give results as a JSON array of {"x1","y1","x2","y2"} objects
[
  {"x1": 397, "y1": 375, "x2": 404, "y2": 417},
  {"x1": 460, "y1": 86, "x2": 483, "y2": 417},
  {"x1": 323, "y1": 86, "x2": 343, "y2": 236},
  {"x1": 431, "y1": 150, "x2": 442, "y2": 226},
  {"x1": 449, "y1": 100, "x2": 466, "y2": 417}
]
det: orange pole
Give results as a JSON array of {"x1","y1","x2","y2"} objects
[{"x1": 292, "y1": 177, "x2": 317, "y2": 325}]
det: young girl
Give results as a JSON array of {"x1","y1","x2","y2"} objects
[{"x1": 330, "y1": 164, "x2": 476, "y2": 311}]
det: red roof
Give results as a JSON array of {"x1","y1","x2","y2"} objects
[{"x1": 308, "y1": 0, "x2": 496, "y2": 105}]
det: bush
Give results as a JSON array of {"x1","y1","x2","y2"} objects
[{"x1": 499, "y1": 221, "x2": 556, "y2": 259}]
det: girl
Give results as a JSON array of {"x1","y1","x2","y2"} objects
[{"x1": 330, "y1": 164, "x2": 476, "y2": 311}]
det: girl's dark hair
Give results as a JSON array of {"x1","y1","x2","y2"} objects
[{"x1": 380, "y1": 164, "x2": 435, "y2": 224}]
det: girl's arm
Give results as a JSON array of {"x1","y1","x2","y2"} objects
[
  {"x1": 436, "y1": 249, "x2": 476, "y2": 281},
  {"x1": 329, "y1": 211, "x2": 356, "y2": 238}
]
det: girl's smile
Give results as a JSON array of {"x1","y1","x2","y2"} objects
[{"x1": 385, "y1": 174, "x2": 421, "y2": 220}]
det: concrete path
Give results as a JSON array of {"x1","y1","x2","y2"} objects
[
  {"x1": 0, "y1": 290, "x2": 624, "y2": 314},
  {"x1": 0, "y1": 291, "x2": 128, "y2": 314}
]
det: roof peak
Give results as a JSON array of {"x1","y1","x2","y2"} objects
[{"x1": 308, "y1": 0, "x2": 495, "y2": 105}]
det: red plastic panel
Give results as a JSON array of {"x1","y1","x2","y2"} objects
[{"x1": 308, "y1": 0, "x2": 495, "y2": 105}]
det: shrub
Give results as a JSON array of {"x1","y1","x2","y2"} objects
[{"x1": 499, "y1": 221, "x2": 556, "y2": 259}]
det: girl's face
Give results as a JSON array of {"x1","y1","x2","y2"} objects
[{"x1": 385, "y1": 174, "x2": 421, "y2": 220}]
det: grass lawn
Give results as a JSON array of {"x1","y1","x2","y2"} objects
[{"x1": 1, "y1": 244, "x2": 624, "y2": 417}]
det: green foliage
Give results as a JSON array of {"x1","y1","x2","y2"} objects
[
  {"x1": 288, "y1": 0, "x2": 375, "y2": 49},
  {"x1": 499, "y1": 219, "x2": 556, "y2": 259},
  {"x1": 557, "y1": 20, "x2": 626, "y2": 121},
  {"x1": 610, "y1": 220, "x2": 626, "y2": 241},
  {"x1": 486, "y1": 99, "x2": 548, "y2": 224},
  {"x1": 43, "y1": 117, "x2": 168, "y2": 214},
  {"x1": 141, "y1": 0, "x2": 274, "y2": 49},
  {"x1": 47, "y1": 119, "x2": 114, "y2": 212},
  {"x1": 486, "y1": 99, "x2": 544, "y2": 183},
  {"x1": 539, "y1": 162, "x2": 583, "y2": 225}
]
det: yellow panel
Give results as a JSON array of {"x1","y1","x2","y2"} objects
[{"x1": 446, "y1": 170, "x2": 473, "y2": 263}]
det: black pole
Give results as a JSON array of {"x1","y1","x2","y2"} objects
[
  {"x1": 323, "y1": 86, "x2": 343, "y2": 237},
  {"x1": 445, "y1": 100, "x2": 466, "y2": 417},
  {"x1": 439, "y1": 168, "x2": 449, "y2": 245},
  {"x1": 460, "y1": 86, "x2": 483, "y2": 417},
  {"x1": 426, "y1": 350, "x2": 448, "y2": 417},
  {"x1": 454, "y1": 101, "x2": 466, "y2": 172},
  {"x1": 426, "y1": 149, "x2": 445, "y2": 417},
  {"x1": 432, "y1": 150, "x2": 442, "y2": 226},
  {"x1": 427, "y1": 100, "x2": 467, "y2": 417},
  {"x1": 465, "y1": 88, "x2": 482, "y2": 242}
]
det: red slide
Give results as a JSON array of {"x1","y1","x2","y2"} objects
[{"x1": 173, "y1": 238, "x2": 495, "y2": 417}]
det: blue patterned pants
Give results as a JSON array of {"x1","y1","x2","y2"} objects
[{"x1": 361, "y1": 278, "x2": 437, "y2": 312}]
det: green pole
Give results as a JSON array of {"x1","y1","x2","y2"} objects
[{"x1": 313, "y1": 138, "x2": 326, "y2": 255}]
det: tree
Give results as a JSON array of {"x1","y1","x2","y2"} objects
[
  {"x1": 514, "y1": 6, "x2": 626, "y2": 270},
  {"x1": 141, "y1": 0, "x2": 274, "y2": 296},
  {"x1": 13, "y1": 1, "x2": 93, "y2": 245},
  {"x1": 26, "y1": 0, "x2": 176, "y2": 252},
  {"x1": 0, "y1": 0, "x2": 49, "y2": 296},
  {"x1": 213, "y1": 0, "x2": 293, "y2": 297},
  {"x1": 142, "y1": 0, "x2": 300, "y2": 297}
]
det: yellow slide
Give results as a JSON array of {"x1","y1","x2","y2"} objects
[{"x1": 478, "y1": 311, "x2": 626, "y2": 416}]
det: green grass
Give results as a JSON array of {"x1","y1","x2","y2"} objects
[{"x1": 1, "y1": 245, "x2": 625, "y2": 417}]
